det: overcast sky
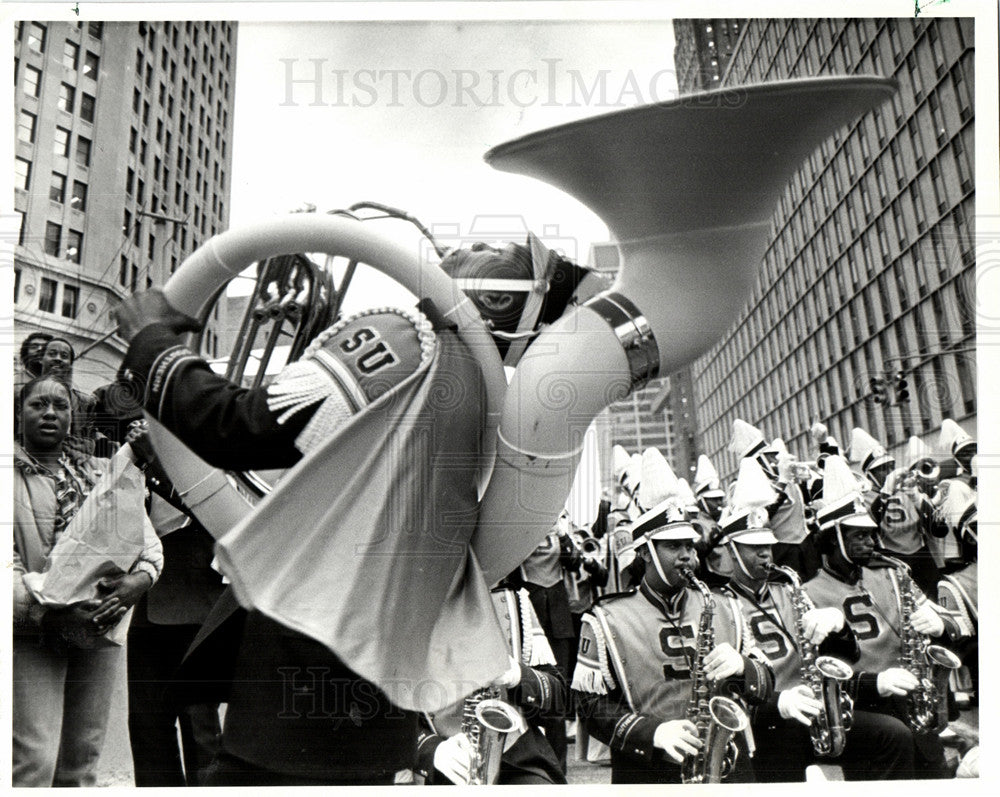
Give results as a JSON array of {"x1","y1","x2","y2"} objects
[{"x1": 228, "y1": 19, "x2": 677, "y2": 309}]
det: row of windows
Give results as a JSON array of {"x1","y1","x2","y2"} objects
[
  {"x1": 42, "y1": 221, "x2": 83, "y2": 263},
  {"x1": 14, "y1": 270, "x2": 81, "y2": 319},
  {"x1": 19, "y1": 63, "x2": 97, "y2": 121}
]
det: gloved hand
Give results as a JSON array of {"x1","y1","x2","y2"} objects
[
  {"x1": 877, "y1": 667, "x2": 919, "y2": 697},
  {"x1": 653, "y1": 719, "x2": 702, "y2": 763},
  {"x1": 433, "y1": 733, "x2": 474, "y2": 785},
  {"x1": 704, "y1": 643, "x2": 744, "y2": 681},
  {"x1": 777, "y1": 452, "x2": 797, "y2": 484},
  {"x1": 778, "y1": 685, "x2": 822, "y2": 726},
  {"x1": 910, "y1": 602, "x2": 945, "y2": 637},
  {"x1": 492, "y1": 655, "x2": 522, "y2": 689},
  {"x1": 800, "y1": 607, "x2": 846, "y2": 645}
]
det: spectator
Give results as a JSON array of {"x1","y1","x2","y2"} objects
[
  {"x1": 39, "y1": 337, "x2": 114, "y2": 457},
  {"x1": 13, "y1": 375, "x2": 162, "y2": 787},
  {"x1": 16, "y1": 331, "x2": 53, "y2": 392}
]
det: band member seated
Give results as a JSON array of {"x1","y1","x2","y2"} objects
[
  {"x1": 718, "y1": 460, "x2": 914, "y2": 781},
  {"x1": 804, "y1": 455, "x2": 964, "y2": 779},
  {"x1": 570, "y1": 497, "x2": 773, "y2": 784},
  {"x1": 415, "y1": 583, "x2": 566, "y2": 785}
]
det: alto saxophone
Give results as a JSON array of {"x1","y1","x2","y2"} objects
[
  {"x1": 460, "y1": 686, "x2": 524, "y2": 785},
  {"x1": 679, "y1": 566, "x2": 750, "y2": 784},
  {"x1": 765, "y1": 563, "x2": 854, "y2": 758},
  {"x1": 872, "y1": 552, "x2": 961, "y2": 735}
]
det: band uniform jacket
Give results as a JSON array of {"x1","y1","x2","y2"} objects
[
  {"x1": 804, "y1": 562, "x2": 962, "y2": 708},
  {"x1": 415, "y1": 587, "x2": 566, "y2": 785},
  {"x1": 724, "y1": 579, "x2": 859, "y2": 721},
  {"x1": 571, "y1": 582, "x2": 773, "y2": 782}
]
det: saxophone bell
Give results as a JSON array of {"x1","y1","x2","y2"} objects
[
  {"x1": 462, "y1": 688, "x2": 526, "y2": 785},
  {"x1": 811, "y1": 656, "x2": 855, "y2": 758}
]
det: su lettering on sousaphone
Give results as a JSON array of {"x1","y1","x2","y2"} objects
[{"x1": 140, "y1": 76, "x2": 896, "y2": 725}]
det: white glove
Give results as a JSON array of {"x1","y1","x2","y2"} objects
[
  {"x1": 777, "y1": 452, "x2": 797, "y2": 484},
  {"x1": 492, "y1": 655, "x2": 522, "y2": 689},
  {"x1": 777, "y1": 685, "x2": 822, "y2": 726},
  {"x1": 433, "y1": 733, "x2": 474, "y2": 785},
  {"x1": 877, "y1": 667, "x2": 919, "y2": 697},
  {"x1": 910, "y1": 602, "x2": 945, "y2": 637},
  {"x1": 703, "y1": 643, "x2": 745, "y2": 681},
  {"x1": 653, "y1": 719, "x2": 702, "y2": 763},
  {"x1": 800, "y1": 607, "x2": 845, "y2": 645}
]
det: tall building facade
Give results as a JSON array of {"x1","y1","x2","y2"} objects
[
  {"x1": 674, "y1": 18, "x2": 976, "y2": 480},
  {"x1": 13, "y1": 20, "x2": 238, "y2": 392}
]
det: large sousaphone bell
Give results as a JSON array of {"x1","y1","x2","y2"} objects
[{"x1": 473, "y1": 76, "x2": 896, "y2": 582}]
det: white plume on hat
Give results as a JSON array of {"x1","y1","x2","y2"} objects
[
  {"x1": 770, "y1": 438, "x2": 789, "y2": 457},
  {"x1": 939, "y1": 418, "x2": 974, "y2": 457},
  {"x1": 905, "y1": 435, "x2": 932, "y2": 467},
  {"x1": 729, "y1": 419, "x2": 765, "y2": 458},
  {"x1": 820, "y1": 454, "x2": 863, "y2": 507},
  {"x1": 623, "y1": 453, "x2": 643, "y2": 496},
  {"x1": 937, "y1": 479, "x2": 977, "y2": 529},
  {"x1": 677, "y1": 478, "x2": 700, "y2": 511},
  {"x1": 639, "y1": 447, "x2": 680, "y2": 511},
  {"x1": 612, "y1": 445, "x2": 632, "y2": 483},
  {"x1": 730, "y1": 458, "x2": 779, "y2": 511},
  {"x1": 693, "y1": 454, "x2": 721, "y2": 494},
  {"x1": 849, "y1": 427, "x2": 884, "y2": 465}
]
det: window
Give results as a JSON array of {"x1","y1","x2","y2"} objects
[
  {"x1": 142, "y1": 100, "x2": 150, "y2": 126},
  {"x1": 44, "y1": 223, "x2": 62, "y2": 257},
  {"x1": 88, "y1": 21, "x2": 103, "y2": 39},
  {"x1": 50, "y1": 172, "x2": 67, "y2": 203},
  {"x1": 928, "y1": 93, "x2": 947, "y2": 145},
  {"x1": 23, "y1": 65, "x2": 42, "y2": 97},
  {"x1": 62, "y1": 40, "x2": 79, "y2": 70},
  {"x1": 906, "y1": 53, "x2": 924, "y2": 99},
  {"x1": 75, "y1": 135, "x2": 91, "y2": 166},
  {"x1": 27, "y1": 22, "x2": 46, "y2": 53},
  {"x1": 58, "y1": 83, "x2": 76, "y2": 113},
  {"x1": 952, "y1": 61, "x2": 972, "y2": 121},
  {"x1": 910, "y1": 185, "x2": 927, "y2": 232},
  {"x1": 39, "y1": 278, "x2": 57, "y2": 312},
  {"x1": 929, "y1": 160, "x2": 947, "y2": 212},
  {"x1": 953, "y1": 135, "x2": 973, "y2": 192},
  {"x1": 129, "y1": 127, "x2": 138, "y2": 153},
  {"x1": 83, "y1": 51, "x2": 99, "y2": 79},
  {"x1": 908, "y1": 118, "x2": 925, "y2": 167},
  {"x1": 80, "y1": 93, "x2": 95, "y2": 122},
  {"x1": 15, "y1": 157, "x2": 31, "y2": 190},
  {"x1": 71, "y1": 180, "x2": 88, "y2": 210},
  {"x1": 66, "y1": 231, "x2": 82, "y2": 264},
  {"x1": 17, "y1": 110, "x2": 37, "y2": 143},
  {"x1": 120, "y1": 256, "x2": 129, "y2": 286},
  {"x1": 148, "y1": 232, "x2": 156, "y2": 259},
  {"x1": 62, "y1": 284, "x2": 79, "y2": 318}
]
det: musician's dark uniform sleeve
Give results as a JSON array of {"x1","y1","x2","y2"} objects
[{"x1": 118, "y1": 324, "x2": 313, "y2": 470}]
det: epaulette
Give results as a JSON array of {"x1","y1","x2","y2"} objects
[{"x1": 594, "y1": 588, "x2": 636, "y2": 605}]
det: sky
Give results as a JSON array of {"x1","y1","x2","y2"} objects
[{"x1": 227, "y1": 18, "x2": 677, "y2": 309}]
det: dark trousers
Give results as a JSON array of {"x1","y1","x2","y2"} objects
[
  {"x1": 752, "y1": 708, "x2": 915, "y2": 781},
  {"x1": 203, "y1": 750, "x2": 397, "y2": 786},
  {"x1": 127, "y1": 624, "x2": 221, "y2": 787}
]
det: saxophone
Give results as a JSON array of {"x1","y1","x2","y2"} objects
[
  {"x1": 679, "y1": 566, "x2": 750, "y2": 784},
  {"x1": 460, "y1": 686, "x2": 524, "y2": 785},
  {"x1": 764, "y1": 563, "x2": 854, "y2": 758},
  {"x1": 872, "y1": 552, "x2": 961, "y2": 734}
]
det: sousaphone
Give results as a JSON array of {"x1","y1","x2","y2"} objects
[{"x1": 145, "y1": 75, "x2": 895, "y2": 704}]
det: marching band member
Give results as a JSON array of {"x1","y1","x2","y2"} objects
[
  {"x1": 720, "y1": 460, "x2": 914, "y2": 781},
  {"x1": 415, "y1": 584, "x2": 566, "y2": 785},
  {"x1": 804, "y1": 456, "x2": 964, "y2": 779},
  {"x1": 729, "y1": 420, "x2": 818, "y2": 581},
  {"x1": 111, "y1": 234, "x2": 592, "y2": 785},
  {"x1": 571, "y1": 496, "x2": 773, "y2": 784},
  {"x1": 850, "y1": 429, "x2": 940, "y2": 595}
]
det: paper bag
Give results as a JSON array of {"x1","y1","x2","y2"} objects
[{"x1": 23, "y1": 447, "x2": 148, "y2": 646}]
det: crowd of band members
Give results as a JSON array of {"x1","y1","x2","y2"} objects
[
  {"x1": 570, "y1": 417, "x2": 978, "y2": 782},
  {"x1": 12, "y1": 319, "x2": 978, "y2": 786}
]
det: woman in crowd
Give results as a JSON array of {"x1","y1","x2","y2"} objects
[{"x1": 13, "y1": 374, "x2": 162, "y2": 787}]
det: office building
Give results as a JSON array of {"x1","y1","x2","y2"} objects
[
  {"x1": 14, "y1": 20, "x2": 238, "y2": 392},
  {"x1": 674, "y1": 18, "x2": 976, "y2": 479}
]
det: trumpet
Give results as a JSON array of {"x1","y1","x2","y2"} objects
[{"x1": 910, "y1": 457, "x2": 941, "y2": 487}]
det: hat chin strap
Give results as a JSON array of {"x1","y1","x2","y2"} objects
[
  {"x1": 645, "y1": 538, "x2": 676, "y2": 587},
  {"x1": 835, "y1": 525, "x2": 856, "y2": 565},
  {"x1": 729, "y1": 541, "x2": 756, "y2": 580}
]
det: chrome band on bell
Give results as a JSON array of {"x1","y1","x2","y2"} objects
[{"x1": 585, "y1": 291, "x2": 659, "y2": 389}]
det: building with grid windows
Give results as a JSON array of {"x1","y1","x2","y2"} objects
[
  {"x1": 13, "y1": 20, "x2": 238, "y2": 393},
  {"x1": 673, "y1": 18, "x2": 976, "y2": 480}
]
